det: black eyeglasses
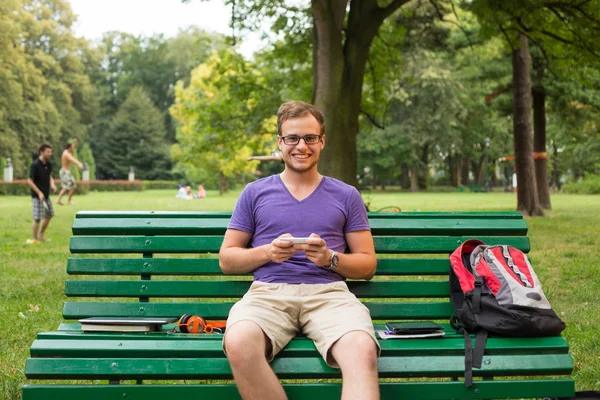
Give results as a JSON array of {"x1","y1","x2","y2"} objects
[{"x1": 279, "y1": 134, "x2": 323, "y2": 145}]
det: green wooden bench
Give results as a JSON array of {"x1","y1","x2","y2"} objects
[{"x1": 23, "y1": 211, "x2": 574, "y2": 399}]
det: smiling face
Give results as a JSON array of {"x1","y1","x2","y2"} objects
[{"x1": 278, "y1": 113, "x2": 325, "y2": 174}]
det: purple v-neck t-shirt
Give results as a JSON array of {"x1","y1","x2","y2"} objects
[{"x1": 228, "y1": 175, "x2": 370, "y2": 284}]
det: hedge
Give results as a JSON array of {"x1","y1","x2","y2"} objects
[
  {"x1": 143, "y1": 180, "x2": 178, "y2": 190},
  {"x1": 562, "y1": 175, "x2": 600, "y2": 194},
  {"x1": 0, "y1": 180, "x2": 145, "y2": 195}
]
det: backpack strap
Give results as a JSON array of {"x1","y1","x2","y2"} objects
[
  {"x1": 463, "y1": 277, "x2": 488, "y2": 386},
  {"x1": 463, "y1": 329, "x2": 474, "y2": 387},
  {"x1": 473, "y1": 330, "x2": 488, "y2": 368},
  {"x1": 472, "y1": 277, "x2": 484, "y2": 313},
  {"x1": 463, "y1": 329, "x2": 488, "y2": 387}
]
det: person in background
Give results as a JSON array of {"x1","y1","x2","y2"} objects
[
  {"x1": 194, "y1": 184, "x2": 206, "y2": 199},
  {"x1": 56, "y1": 140, "x2": 84, "y2": 205},
  {"x1": 26, "y1": 143, "x2": 57, "y2": 244}
]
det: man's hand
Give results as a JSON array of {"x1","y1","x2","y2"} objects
[
  {"x1": 265, "y1": 233, "x2": 297, "y2": 263},
  {"x1": 77, "y1": 161, "x2": 84, "y2": 169},
  {"x1": 38, "y1": 192, "x2": 45, "y2": 201},
  {"x1": 51, "y1": 181, "x2": 57, "y2": 193},
  {"x1": 294, "y1": 233, "x2": 330, "y2": 267}
]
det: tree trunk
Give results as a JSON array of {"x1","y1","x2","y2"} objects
[
  {"x1": 461, "y1": 155, "x2": 470, "y2": 185},
  {"x1": 533, "y1": 87, "x2": 551, "y2": 209},
  {"x1": 448, "y1": 153, "x2": 457, "y2": 186},
  {"x1": 400, "y1": 164, "x2": 410, "y2": 189},
  {"x1": 512, "y1": 33, "x2": 544, "y2": 217},
  {"x1": 418, "y1": 143, "x2": 429, "y2": 190},
  {"x1": 456, "y1": 158, "x2": 462, "y2": 187},
  {"x1": 410, "y1": 162, "x2": 419, "y2": 193},
  {"x1": 219, "y1": 172, "x2": 229, "y2": 196},
  {"x1": 551, "y1": 140, "x2": 559, "y2": 189},
  {"x1": 474, "y1": 154, "x2": 485, "y2": 186},
  {"x1": 312, "y1": 0, "x2": 408, "y2": 187}
]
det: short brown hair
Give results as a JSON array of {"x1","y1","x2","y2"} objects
[
  {"x1": 38, "y1": 143, "x2": 52, "y2": 154},
  {"x1": 277, "y1": 101, "x2": 325, "y2": 136}
]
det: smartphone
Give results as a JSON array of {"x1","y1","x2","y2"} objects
[
  {"x1": 385, "y1": 321, "x2": 444, "y2": 334},
  {"x1": 279, "y1": 237, "x2": 311, "y2": 244}
]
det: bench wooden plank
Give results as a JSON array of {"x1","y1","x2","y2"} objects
[
  {"x1": 75, "y1": 211, "x2": 525, "y2": 219},
  {"x1": 64, "y1": 280, "x2": 450, "y2": 298},
  {"x1": 70, "y1": 236, "x2": 530, "y2": 254},
  {"x1": 21, "y1": 380, "x2": 577, "y2": 400},
  {"x1": 67, "y1": 257, "x2": 451, "y2": 276},
  {"x1": 29, "y1": 336, "x2": 570, "y2": 358},
  {"x1": 72, "y1": 217, "x2": 528, "y2": 236},
  {"x1": 25, "y1": 354, "x2": 573, "y2": 380},
  {"x1": 62, "y1": 301, "x2": 455, "y2": 320}
]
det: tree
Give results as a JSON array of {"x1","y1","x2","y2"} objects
[
  {"x1": 512, "y1": 34, "x2": 543, "y2": 216},
  {"x1": 466, "y1": 0, "x2": 600, "y2": 215},
  {"x1": 170, "y1": 49, "x2": 279, "y2": 194},
  {"x1": 95, "y1": 87, "x2": 171, "y2": 180},
  {"x1": 88, "y1": 29, "x2": 227, "y2": 178},
  {"x1": 0, "y1": 0, "x2": 98, "y2": 177},
  {"x1": 183, "y1": 0, "x2": 415, "y2": 187}
]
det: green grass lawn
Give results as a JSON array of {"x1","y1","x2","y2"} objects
[{"x1": 1, "y1": 189, "x2": 599, "y2": 398}]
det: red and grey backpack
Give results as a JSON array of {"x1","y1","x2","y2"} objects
[{"x1": 449, "y1": 239, "x2": 566, "y2": 387}]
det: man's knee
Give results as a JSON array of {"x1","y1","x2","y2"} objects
[
  {"x1": 332, "y1": 331, "x2": 378, "y2": 369},
  {"x1": 224, "y1": 320, "x2": 270, "y2": 367}
]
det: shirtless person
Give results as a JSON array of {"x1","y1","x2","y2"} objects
[{"x1": 56, "y1": 140, "x2": 84, "y2": 205}]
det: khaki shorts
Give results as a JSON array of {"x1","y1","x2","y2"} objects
[{"x1": 223, "y1": 281, "x2": 381, "y2": 368}]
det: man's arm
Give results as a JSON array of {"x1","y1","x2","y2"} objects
[
  {"x1": 66, "y1": 153, "x2": 84, "y2": 169},
  {"x1": 50, "y1": 175, "x2": 57, "y2": 193},
  {"x1": 297, "y1": 230, "x2": 377, "y2": 280},
  {"x1": 26, "y1": 178, "x2": 44, "y2": 200},
  {"x1": 219, "y1": 229, "x2": 296, "y2": 274}
]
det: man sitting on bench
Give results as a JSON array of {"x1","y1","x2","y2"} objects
[{"x1": 219, "y1": 101, "x2": 380, "y2": 400}]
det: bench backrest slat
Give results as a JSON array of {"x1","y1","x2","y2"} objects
[
  {"x1": 70, "y1": 235, "x2": 530, "y2": 254},
  {"x1": 64, "y1": 280, "x2": 450, "y2": 298},
  {"x1": 66, "y1": 258, "x2": 452, "y2": 276},
  {"x1": 75, "y1": 211, "x2": 525, "y2": 219},
  {"x1": 72, "y1": 217, "x2": 528, "y2": 236}
]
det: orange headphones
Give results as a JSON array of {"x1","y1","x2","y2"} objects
[{"x1": 177, "y1": 314, "x2": 226, "y2": 334}]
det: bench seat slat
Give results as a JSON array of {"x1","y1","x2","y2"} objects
[
  {"x1": 70, "y1": 236, "x2": 530, "y2": 254},
  {"x1": 29, "y1": 336, "x2": 569, "y2": 358},
  {"x1": 75, "y1": 211, "x2": 525, "y2": 219},
  {"x1": 64, "y1": 280, "x2": 450, "y2": 298},
  {"x1": 20, "y1": 380, "x2": 576, "y2": 400},
  {"x1": 67, "y1": 258, "x2": 451, "y2": 276},
  {"x1": 25, "y1": 354, "x2": 573, "y2": 380},
  {"x1": 62, "y1": 301, "x2": 455, "y2": 320},
  {"x1": 72, "y1": 218, "x2": 528, "y2": 236}
]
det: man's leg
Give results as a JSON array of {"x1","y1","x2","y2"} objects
[
  {"x1": 224, "y1": 321, "x2": 287, "y2": 400},
  {"x1": 56, "y1": 187, "x2": 67, "y2": 204},
  {"x1": 39, "y1": 216, "x2": 52, "y2": 241},
  {"x1": 301, "y1": 282, "x2": 381, "y2": 400},
  {"x1": 32, "y1": 220, "x2": 40, "y2": 240},
  {"x1": 330, "y1": 331, "x2": 380, "y2": 400},
  {"x1": 67, "y1": 187, "x2": 76, "y2": 204}
]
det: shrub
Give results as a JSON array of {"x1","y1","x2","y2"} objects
[
  {"x1": 143, "y1": 180, "x2": 178, "y2": 190},
  {"x1": 82, "y1": 180, "x2": 145, "y2": 192},
  {"x1": 562, "y1": 181, "x2": 581, "y2": 194},
  {"x1": 581, "y1": 175, "x2": 600, "y2": 194},
  {"x1": 0, "y1": 180, "x2": 145, "y2": 195},
  {"x1": 562, "y1": 175, "x2": 600, "y2": 194}
]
